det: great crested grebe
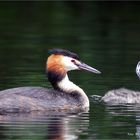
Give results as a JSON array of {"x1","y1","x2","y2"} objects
[
  {"x1": 92, "y1": 61, "x2": 140, "y2": 105},
  {"x1": 0, "y1": 48, "x2": 101, "y2": 113}
]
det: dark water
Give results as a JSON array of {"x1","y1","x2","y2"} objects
[{"x1": 0, "y1": 2, "x2": 140, "y2": 140}]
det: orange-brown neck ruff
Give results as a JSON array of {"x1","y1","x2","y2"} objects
[{"x1": 46, "y1": 54, "x2": 67, "y2": 89}]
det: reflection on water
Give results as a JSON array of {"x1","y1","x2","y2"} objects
[
  {"x1": 105, "y1": 105, "x2": 140, "y2": 139},
  {"x1": 0, "y1": 112, "x2": 89, "y2": 140},
  {"x1": 90, "y1": 103, "x2": 140, "y2": 139},
  {"x1": 1, "y1": 105, "x2": 140, "y2": 140}
]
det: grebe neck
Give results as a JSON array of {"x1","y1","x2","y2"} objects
[
  {"x1": 57, "y1": 74, "x2": 89, "y2": 107},
  {"x1": 47, "y1": 71, "x2": 89, "y2": 107},
  {"x1": 57, "y1": 74, "x2": 84, "y2": 94}
]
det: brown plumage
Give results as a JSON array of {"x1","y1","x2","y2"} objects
[{"x1": 47, "y1": 54, "x2": 66, "y2": 76}]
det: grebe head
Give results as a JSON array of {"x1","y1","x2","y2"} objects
[
  {"x1": 46, "y1": 48, "x2": 101, "y2": 89},
  {"x1": 136, "y1": 61, "x2": 140, "y2": 79}
]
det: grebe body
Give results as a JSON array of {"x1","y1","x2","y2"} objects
[
  {"x1": 101, "y1": 88, "x2": 140, "y2": 104},
  {"x1": 92, "y1": 61, "x2": 140, "y2": 105},
  {"x1": 0, "y1": 86, "x2": 87, "y2": 112},
  {"x1": 0, "y1": 49, "x2": 101, "y2": 113}
]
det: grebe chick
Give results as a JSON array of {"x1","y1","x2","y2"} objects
[
  {"x1": 92, "y1": 61, "x2": 140, "y2": 105},
  {"x1": 0, "y1": 48, "x2": 101, "y2": 113},
  {"x1": 136, "y1": 61, "x2": 140, "y2": 79},
  {"x1": 101, "y1": 88, "x2": 140, "y2": 104}
]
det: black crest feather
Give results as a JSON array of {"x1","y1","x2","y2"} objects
[{"x1": 49, "y1": 48, "x2": 79, "y2": 60}]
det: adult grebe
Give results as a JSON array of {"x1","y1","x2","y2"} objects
[
  {"x1": 92, "y1": 61, "x2": 140, "y2": 105},
  {"x1": 0, "y1": 48, "x2": 101, "y2": 113}
]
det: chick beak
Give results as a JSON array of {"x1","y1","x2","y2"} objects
[{"x1": 77, "y1": 61, "x2": 101, "y2": 74}]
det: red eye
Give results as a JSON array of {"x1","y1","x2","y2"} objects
[{"x1": 71, "y1": 60, "x2": 75, "y2": 63}]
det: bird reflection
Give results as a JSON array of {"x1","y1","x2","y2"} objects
[
  {"x1": 104, "y1": 104, "x2": 140, "y2": 139},
  {"x1": 46, "y1": 117, "x2": 64, "y2": 140},
  {"x1": 0, "y1": 111, "x2": 89, "y2": 140},
  {"x1": 46, "y1": 113, "x2": 89, "y2": 140}
]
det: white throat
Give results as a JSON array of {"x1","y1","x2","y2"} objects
[{"x1": 57, "y1": 74, "x2": 89, "y2": 107}]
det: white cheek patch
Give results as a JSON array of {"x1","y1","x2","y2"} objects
[{"x1": 62, "y1": 56, "x2": 79, "y2": 71}]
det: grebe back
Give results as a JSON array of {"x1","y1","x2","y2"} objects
[{"x1": 0, "y1": 48, "x2": 101, "y2": 113}]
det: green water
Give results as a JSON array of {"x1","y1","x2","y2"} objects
[{"x1": 0, "y1": 1, "x2": 140, "y2": 140}]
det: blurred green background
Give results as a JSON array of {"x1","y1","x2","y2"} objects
[{"x1": 0, "y1": 1, "x2": 139, "y2": 94}]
